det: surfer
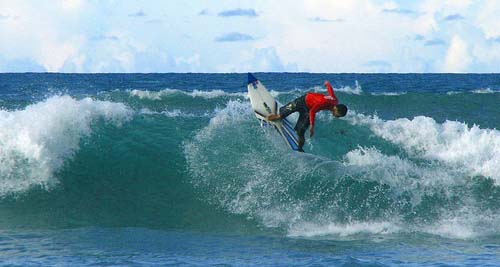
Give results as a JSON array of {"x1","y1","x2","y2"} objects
[{"x1": 267, "y1": 81, "x2": 347, "y2": 152}]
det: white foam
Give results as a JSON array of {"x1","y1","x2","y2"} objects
[
  {"x1": 343, "y1": 147, "x2": 463, "y2": 192},
  {"x1": 422, "y1": 208, "x2": 500, "y2": 239},
  {"x1": 310, "y1": 81, "x2": 363, "y2": 95},
  {"x1": 129, "y1": 89, "x2": 247, "y2": 100},
  {"x1": 371, "y1": 91, "x2": 407, "y2": 96},
  {"x1": 334, "y1": 80, "x2": 363, "y2": 95},
  {"x1": 288, "y1": 221, "x2": 401, "y2": 238},
  {"x1": 347, "y1": 112, "x2": 500, "y2": 184},
  {"x1": 472, "y1": 88, "x2": 498, "y2": 94},
  {"x1": 0, "y1": 95, "x2": 132, "y2": 195},
  {"x1": 203, "y1": 100, "x2": 253, "y2": 133},
  {"x1": 139, "y1": 107, "x2": 215, "y2": 118},
  {"x1": 425, "y1": 217, "x2": 476, "y2": 239},
  {"x1": 138, "y1": 108, "x2": 156, "y2": 115}
]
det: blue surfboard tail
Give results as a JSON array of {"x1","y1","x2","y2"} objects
[
  {"x1": 281, "y1": 118, "x2": 300, "y2": 151},
  {"x1": 248, "y1": 73, "x2": 258, "y2": 84}
]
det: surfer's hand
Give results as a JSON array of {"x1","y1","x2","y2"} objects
[{"x1": 309, "y1": 127, "x2": 314, "y2": 137}]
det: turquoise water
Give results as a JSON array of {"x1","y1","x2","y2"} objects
[{"x1": 0, "y1": 73, "x2": 499, "y2": 266}]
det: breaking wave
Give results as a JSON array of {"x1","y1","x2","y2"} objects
[
  {"x1": 184, "y1": 99, "x2": 500, "y2": 239},
  {"x1": 0, "y1": 96, "x2": 132, "y2": 195}
]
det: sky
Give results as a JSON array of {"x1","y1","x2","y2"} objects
[{"x1": 0, "y1": 0, "x2": 499, "y2": 73}]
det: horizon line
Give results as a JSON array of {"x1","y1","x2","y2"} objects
[{"x1": 2, "y1": 72, "x2": 500, "y2": 75}]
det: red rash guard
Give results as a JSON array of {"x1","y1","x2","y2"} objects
[{"x1": 305, "y1": 82, "x2": 338, "y2": 127}]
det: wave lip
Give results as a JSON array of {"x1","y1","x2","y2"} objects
[{"x1": 0, "y1": 95, "x2": 132, "y2": 196}]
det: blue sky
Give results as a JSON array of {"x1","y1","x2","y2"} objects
[{"x1": 1, "y1": 0, "x2": 499, "y2": 73}]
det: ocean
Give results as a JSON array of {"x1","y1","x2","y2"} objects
[{"x1": 0, "y1": 73, "x2": 499, "y2": 266}]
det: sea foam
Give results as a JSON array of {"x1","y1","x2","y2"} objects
[
  {"x1": 288, "y1": 221, "x2": 401, "y2": 238},
  {"x1": 0, "y1": 95, "x2": 132, "y2": 196},
  {"x1": 472, "y1": 88, "x2": 498, "y2": 94},
  {"x1": 129, "y1": 89, "x2": 247, "y2": 100},
  {"x1": 347, "y1": 113, "x2": 500, "y2": 184}
]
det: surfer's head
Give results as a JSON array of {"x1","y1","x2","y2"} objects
[{"x1": 332, "y1": 104, "x2": 348, "y2": 118}]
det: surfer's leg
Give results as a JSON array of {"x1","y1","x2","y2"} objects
[
  {"x1": 279, "y1": 101, "x2": 297, "y2": 118},
  {"x1": 297, "y1": 130, "x2": 306, "y2": 152},
  {"x1": 294, "y1": 110, "x2": 310, "y2": 152},
  {"x1": 279, "y1": 95, "x2": 306, "y2": 118}
]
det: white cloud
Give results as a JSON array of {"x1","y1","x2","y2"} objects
[
  {"x1": 39, "y1": 36, "x2": 82, "y2": 72},
  {"x1": 443, "y1": 35, "x2": 472, "y2": 72},
  {"x1": 1, "y1": 0, "x2": 500, "y2": 72},
  {"x1": 216, "y1": 47, "x2": 294, "y2": 73},
  {"x1": 476, "y1": 0, "x2": 500, "y2": 39},
  {"x1": 61, "y1": 0, "x2": 84, "y2": 11}
]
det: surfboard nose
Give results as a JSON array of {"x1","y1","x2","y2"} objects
[{"x1": 248, "y1": 73, "x2": 258, "y2": 84}]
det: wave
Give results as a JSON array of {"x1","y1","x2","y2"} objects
[
  {"x1": 346, "y1": 112, "x2": 500, "y2": 184},
  {"x1": 445, "y1": 88, "x2": 499, "y2": 95},
  {"x1": 334, "y1": 80, "x2": 363, "y2": 95},
  {"x1": 129, "y1": 89, "x2": 247, "y2": 100},
  {"x1": 128, "y1": 80, "x2": 364, "y2": 103},
  {"x1": 310, "y1": 81, "x2": 363, "y2": 95},
  {"x1": 183, "y1": 100, "x2": 499, "y2": 239},
  {"x1": 471, "y1": 88, "x2": 498, "y2": 94},
  {"x1": 139, "y1": 108, "x2": 214, "y2": 118},
  {"x1": 288, "y1": 221, "x2": 400, "y2": 238},
  {"x1": 0, "y1": 95, "x2": 132, "y2": 196},
  {"x1": 2, "y1": 94, "x2": 497, "y2": 239},
  {"x1": 370, "y1": 91, "x2": 407, "y2": 96}
]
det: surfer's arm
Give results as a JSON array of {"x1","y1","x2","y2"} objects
[
  {"x1": 309, "y1": 106, "x2": 319, "y2": 137},
  {"x1": 324, "y1": 81, "x2": 338, "y2": 101}
]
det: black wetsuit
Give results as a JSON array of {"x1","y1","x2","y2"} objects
[{"x1": 279, "y1": 95, "x2": 309, "y2": 152}]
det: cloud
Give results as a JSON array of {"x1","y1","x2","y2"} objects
[
  {"x1": 198, "y1": 9, "x2": 209, "y2": 16},
  {"x1": 488, "y1": 36, "x2": 500, "y2": 43},
  {"x1": 217, "y1": 47, "x2": 296, "y2": 72},
  {"x1": 128, "y1": 10, "x2": 146, "y2": 17},
  {"x1": 0, "y1": 14, "x2": 19, "y2": 20},
  {"x1": 0, "y1": 57, "x2": 46, "y2": 72},
  {"x1": 61, "y1": 0, "x2": 83, "y2": 11},
  {"x1": 382, "y1": 8, "x2": 416, "y2": 15},
  {"x1": 174, "y1": 54, "x2": 201, "y2": 72},
  {"x1": 444, "y1": 14, "x2": 464, "y2": 21},
  {"x1": 363, "y1": 60, "x2": 392, "y2": 72},
  {"x1": 215, "y1": 32, "x2": 254, "y2": 42},
  {"x1": 424, "y1": 39, "x2": 446, "y2": 46},
  {"x1": 414, "y1": 34, "x2": 425, "y2": 41},
  {"x1": 90, "y1": 35, "x2": 119, "y2": 41},
  {"x1": 308, "y1": 17, "x2": 344, "y2": 23},
  {"x1": 476, "y1": 1, "x2": 500, "y2": 39},
  {"x1": 443, "y1": 35, "x2": 472, "y2": 72},
  {"x1": 218, "y1": 8, "x2": 258, "y2": 17},
  {"x1": 2, "y1": 0, "x2": 500, "y2": 73},
  {"x1": 145, "y1": 19, "x2": 162, "y2": 24}
]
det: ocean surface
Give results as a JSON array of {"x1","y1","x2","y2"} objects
[{"x1": 0, "y1": 73, "x2": 499, "y2": 266}]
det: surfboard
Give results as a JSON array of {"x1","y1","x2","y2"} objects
[{"x1": 247, "y1": 73, "x2": 300, "y2": 151}]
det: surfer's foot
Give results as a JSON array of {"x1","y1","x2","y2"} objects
[
  {"x1": 267, "y1": 114, "x2": 281, "y2": 121},
  {"x1": 297, "y1": 148, "x2": 305, "y2": 152}
]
